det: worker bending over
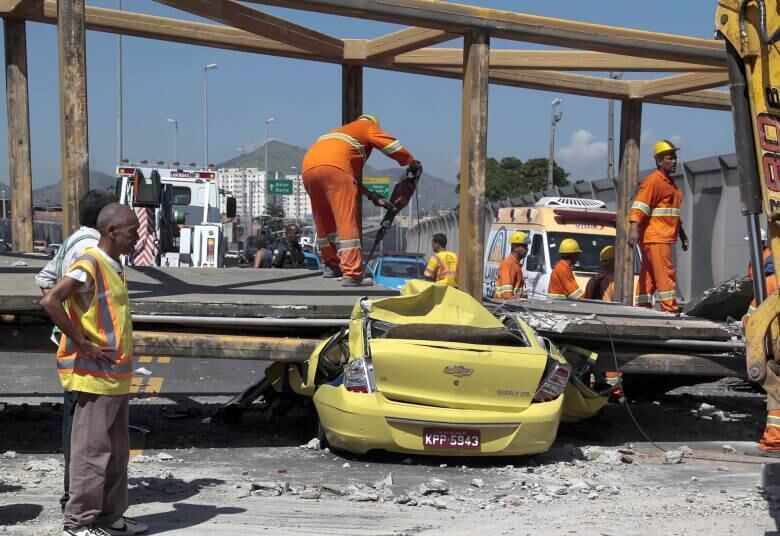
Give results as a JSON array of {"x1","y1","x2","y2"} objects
[
  {"x1": 584, "y1": 245, "x2": 616, "y2": 301},
  {"x1": 628, "y1": 140, "x2": 688, "y2": 314},
  {"x1": 548, "y1": 238, "x2": 584, "y2": 299},
  {"x1": 494, "y1": 231, "x2": 528, "y2": 300},
  {"x1": 424, "y1": 233, "x2": 458, "y2": 287},
  {"x1": 302, "y1": 114, "x2": 420, "y2": 287}
]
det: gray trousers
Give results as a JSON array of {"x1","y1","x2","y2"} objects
[{"x1": 63, "y1": 392, "x2": 129, "y2": 530}]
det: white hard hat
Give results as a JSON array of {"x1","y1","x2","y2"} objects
[{"x1": 745, "y1": 229, "x2": 768, "y2": 242}]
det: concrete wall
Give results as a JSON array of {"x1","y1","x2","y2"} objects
[{"x1": 407, "y1": 153, "x2": 752, "y2": 301}]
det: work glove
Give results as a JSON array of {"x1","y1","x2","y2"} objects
[{"x1": 367, "y1": 190, "x2": 391, "y2": 209}]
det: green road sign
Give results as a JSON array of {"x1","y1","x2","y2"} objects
[
  {"x1": 268, "y1": 179, "x2": 293, "y2": 196},
  {"x1": 363, "y1": 176, "x2": 390, "y2": 198}
]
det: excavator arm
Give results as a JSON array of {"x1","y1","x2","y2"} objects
[{"x1": 717, "y1": 0, "x2": 780, "y2": 398}]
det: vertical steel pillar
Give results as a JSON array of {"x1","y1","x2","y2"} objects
[
  {"x1": 4, "y1": 19, "x2": 33, "y2": 252},
  {"x1": 614, "y1": 99, "x2": 642, "y2": 305},
  {"x1": 342, "y1": 65, "x2": 363, "y2": 248},
  {"x1": 58, "y1": 0, "x2": 90, "y2": 235},
  {"x1": 457, "y1": 30, "x2": 490, "y2": 299}
]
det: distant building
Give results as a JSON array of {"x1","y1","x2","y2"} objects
[{"x1": 217, "y1": 168, "x2": 311, "y2": 224}]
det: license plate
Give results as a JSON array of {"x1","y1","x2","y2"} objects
[{"x1": 423, "y1": 428, "x2": 481, "y2": 450}]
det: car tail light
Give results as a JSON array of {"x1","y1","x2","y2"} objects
[
  {"x1": 345, "y1": 357, "x2": 375, "y2": 393},
  {"x1": 533, "y1": 360, "x2": 572, "y2": 402},
  {"x1": 206, "y1": 237, "x2": 216, "y2": 263}
]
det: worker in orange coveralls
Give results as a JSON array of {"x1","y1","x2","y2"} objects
[
  {"x1": 302, "y1": 114, "x2": 420, "y2": 287},
  {"x1": 742, "y1": 256, "x2": 780, "y2": 457},
  {"x1": 547, "y1": 238, "x2": 584, "y2": 299},
  {"x1": 628, "y1": 140, "x2": 689, "y2": 314},
  {"x1": 494, "y1": 230, "x2": 528, "y2": 300}
]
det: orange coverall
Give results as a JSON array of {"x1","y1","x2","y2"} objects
[
  {"x1": 630, "y1": 169, "x2": 683, "y2": 313},
  {"x1": 742, "y1": 274, "x2": 780, "y2": 452},
  {"x1": 302, "y1": 119, "x2": 414, "y2": 280},
  {"x1": 548, "y1": 259, "x2": 583, "y2": 299},
  {"x1": 494, "y1": 254, "x2": 524, "y2": 300}
]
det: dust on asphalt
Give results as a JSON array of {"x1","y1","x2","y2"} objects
[{"x1": 1, "y1": 378, "x2": 779, "y2": 535}]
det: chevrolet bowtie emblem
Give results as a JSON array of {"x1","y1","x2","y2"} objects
[{"x1": 443, "y1": 365, "x2": 474, "y2": 377}]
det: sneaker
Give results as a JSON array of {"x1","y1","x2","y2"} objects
[
  {"x1": 342, "y1": 277, "x2": 374, "y2": 287},
  {"x1": 64, "y1": 526, "x2": 112, "y2": 536},
  {"x1": 105, "y1": 517, "x2": 148, "y2": 535},
  {"x1": 322, "y1": 265, "x2": 342, "y2": 278}
]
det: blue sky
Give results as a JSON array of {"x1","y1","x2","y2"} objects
[{"x1": 0, "y1": 0, "x2": 734, "y2": 188}]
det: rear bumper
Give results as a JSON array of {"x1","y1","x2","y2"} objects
[{"x1": 313, "y1": 385, "x2": 563, "y2": 456}]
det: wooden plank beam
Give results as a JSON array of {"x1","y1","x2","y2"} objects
[
  {"x1": 646, "y1": 89, "x2": 731, "y2": 111},
  {"x1": 7, "y1": 0, "x2": 43, "y2": 17},
  {"x1": 366, "y1": 26, "x2": 456, "y2": 60},
  {"x1": 489, "y1": 68, "x2": 631, "y2": 100},
  {"x1": 614, "y1": 99, "x2": 642, "y2": 306},
  {"x1": 154, "y1": 0, "x2": 343, "y2": 57},
  {"x1": 58, "y1": 0, "x2": 90, "y2": 235},
  {"x1": 342, "y1": 65, "x2": 363, "y2": 251},
  {"x1": 394, "y1": 49, "x2": 725, "y2": 72},
  {"x1": 243, "y1": 0, "x2": 726, "y2": 66},
  {"x1": 4, "y1": 19, "x2": 33, "y2": 252},
  {"x1": 457, "y1": 30, "x2": 490, "y2": 300},
  {"x1": 639, "y1": 72, "x2": 730, "y2": 99}
]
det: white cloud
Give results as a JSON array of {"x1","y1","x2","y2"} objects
[{"x1": 557, "y1": 129, "x2": 608, "y2": 180}]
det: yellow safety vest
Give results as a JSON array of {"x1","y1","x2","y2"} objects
[
  {"x1": 57, "y1": 248, "x2": 133, "y2": 395},
  {"x1": 424, "y1": 250, "x2": 459, "y2": 287}
]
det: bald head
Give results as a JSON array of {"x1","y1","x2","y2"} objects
[
  {"x1": 96, "y1": 203, "x2": 140, "y2": 259},
  {"x1": 97, "y1": 203, "x2": 136, "y2": 233}
]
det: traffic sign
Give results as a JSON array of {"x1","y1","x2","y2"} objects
[
  {"x1": 268, "y1": 179, "x2": 293, "y2": 195},
  {"x1": 363, "y1": 176, "x2": 390, "y2": 198}
]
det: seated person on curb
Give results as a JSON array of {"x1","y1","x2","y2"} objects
[{"x1": 272, "y1": 223, "x2": 305, "y2": 269}]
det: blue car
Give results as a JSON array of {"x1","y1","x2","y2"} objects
[
  {"x1": 367, "y1": 253, "x2": 427, "y2": 291},
  {"x1": 303, "y1": 251, "x2": 321, "y2": 270}
]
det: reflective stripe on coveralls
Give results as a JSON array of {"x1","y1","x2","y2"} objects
[
  {"x1": 635, "y1": 243, "x2": 679, "y2": 313},
  {"x1": 317, "y1": 133, "x2": 367, "y2": 161},
  {"x1": 548, "y1": 259, "x2": 583, "y2": 299},
  {"x1": 494, "y1": 254, "x2": 524, "y2": 300},
  {"x1": 424, "y1": 251, "x2": 458, "y2": 287}
]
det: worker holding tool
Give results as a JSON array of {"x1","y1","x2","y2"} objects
[
  {"x1": 423, "y1": 233, "x2": 458, "y2": 287},
  {"x1": 628, "y1": 140, "x2": 688, "y2": 314},
  {"x1": 302, "y1": 114, "x2": 420, "y2": 287},
  {"x1": 494, "y1": 230, "x2": 528, "y2": 300},
  {"x1": 548, "y1": 238, "x2": 584, "y2": 299},
  {"x1": 584, "y1": 245, "x2": 616, "y2": 301}
]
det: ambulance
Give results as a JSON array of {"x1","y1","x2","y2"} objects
[{"x1": 483, "y1": 197, "x2": 619, "y2": 299}]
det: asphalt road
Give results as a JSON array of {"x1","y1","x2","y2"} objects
[{"x1": 1, "y1": 351, "x2": 779, "y2": 535}]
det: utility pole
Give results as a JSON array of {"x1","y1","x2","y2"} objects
[
  {"x1": 116, "y1": 0, "x2": 123, "y2": 164},
  {"x1": 265, "y1": 117, "x2": 275, "y2": 206},
  {"x1": 1, "y1": 190, "x2": 6, "y2": 220},
  {"x1": 547, "y1": 98, "x2": 563, "y2": 190},
  {"x1": 203, "y1": 63, "x2": 217, "y2": 167},
  {"x1": 607, "y1": 72, "x2": 623, "y2": 182}
]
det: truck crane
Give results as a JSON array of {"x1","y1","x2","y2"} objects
[{"x1": 718, "y1": 0, "x2": 780, "y2": 455}]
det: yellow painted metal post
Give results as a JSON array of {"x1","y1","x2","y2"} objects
[{"x1": 457, "y1": 30, "x2": 490, "y2": 299}]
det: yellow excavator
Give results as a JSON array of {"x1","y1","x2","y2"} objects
[{"x1": 717, "y1": 0, "x2": 780, "y2": 455}]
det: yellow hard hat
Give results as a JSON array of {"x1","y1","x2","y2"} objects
[
  {"x1": 653, "y1": 139, "x2": 680, "y2": 158},
  {"x1": 559, "y1": 238, "x2": 582, "y2": 254},
  {"x1": 509, "y1": 230, "x2": 527, "y2": 245},
  {"x1": 600, "y1": 245, "x2": 615, "y2": 262},
  {"x1": 358, "y1": 114, "x2": 380, "y2": 126}
]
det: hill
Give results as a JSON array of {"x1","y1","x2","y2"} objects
[
  {"x1": 0, "y1": 171, "x2": 116, "y2": 204},
  {"x1": 218, "y1": 140, "x2": 459, "y2": 210}
]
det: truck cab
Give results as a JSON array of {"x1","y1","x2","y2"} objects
[
  {"x1": 483, "y1": 197, "x2": 618, "y2": 299},
  {"x1": 116, "y1": 164, "x2": 236, "y2": 268}
]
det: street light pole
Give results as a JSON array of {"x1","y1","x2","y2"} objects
[
  {"x1": 167, "y1": 118, "x2": 178, "y2": 163},
  {"x1": 1, "y1": 190, "x2": 6, "y2": 220},
  {"x1": 117, "y1": 0, "x2": 123, "y2": 164},
  {"x1": 548, "y1": 98, "x2": 563, "y2": 190},
  {"x1": 265, "y1": 117, "x2": 276, "y2": 206},
  {"x1": 203, "y1": 63, "x2": 218, "y2": 167}
]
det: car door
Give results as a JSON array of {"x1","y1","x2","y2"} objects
[{"x1": 524, "y1": 232, "x2": 550, "y2": 299}]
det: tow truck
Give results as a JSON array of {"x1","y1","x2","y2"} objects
[{"x1": 115, "y1": 164, "x2": 236, "y2": 268}]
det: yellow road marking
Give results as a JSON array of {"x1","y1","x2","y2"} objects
[
  {"x1": 138, "y1": 355, "x2": 153, "y2": 363},
  {"x1": 157, "y1": 356, "x2": 171, "y2": 364}
]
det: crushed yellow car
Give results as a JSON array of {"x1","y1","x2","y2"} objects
[{"x1": 277, "y1": 280, "x2": 607, "y2": 456}]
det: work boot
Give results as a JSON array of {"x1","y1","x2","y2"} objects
[
  {"x1": 342, "y1": 277, "x2": 374, "y2": 287},
  {"x1": 322, "y1": 264, "x2": 342, "y2": 278}
]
